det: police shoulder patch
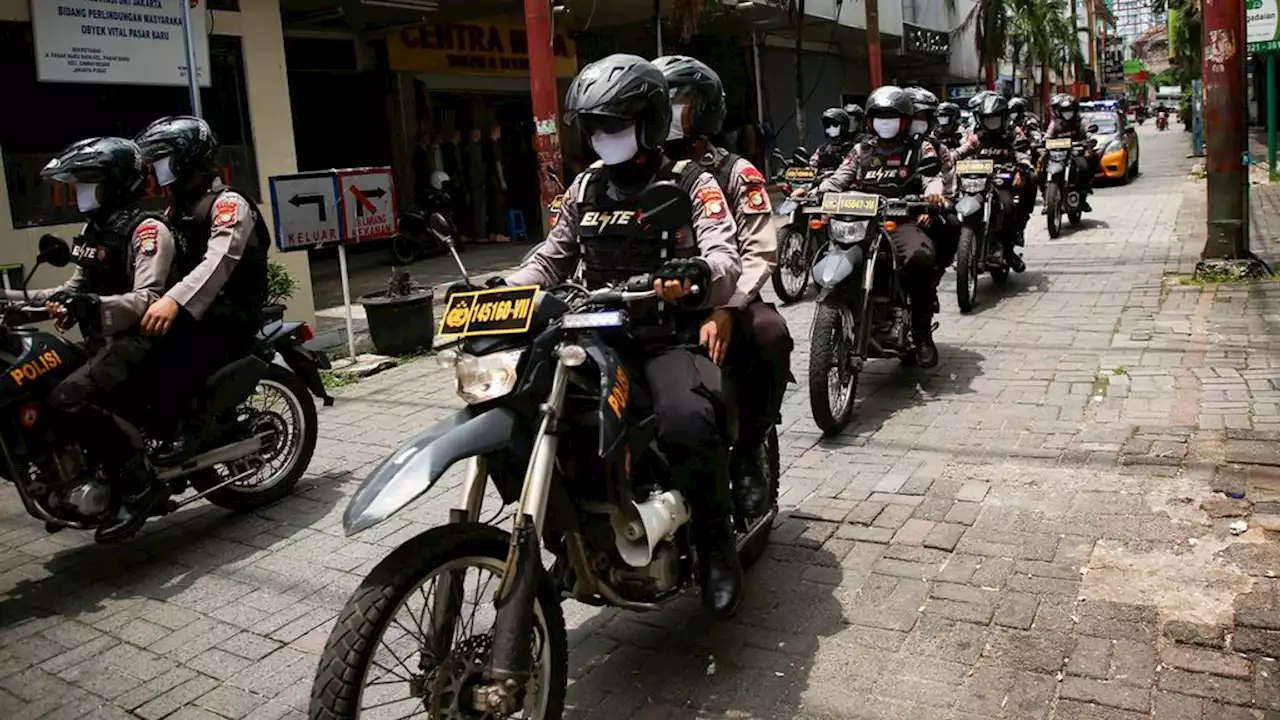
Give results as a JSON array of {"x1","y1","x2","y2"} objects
[
  {"x1": 695, "y1": 186, "x2": 728, "y2": 220},
  {"x1": 134, "y1": 220, "x2": 161, "y2": 256},
  {"x1": 738, "y1": 165, "x2": 766, "y2": 185},
  {"x1": 744, "y1": 185, "x2": 771, "y2": 214},
  {"x1": 212, "y1": 196, "x2": 241, "y2": 228}
]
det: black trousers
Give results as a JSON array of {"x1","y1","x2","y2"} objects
[
  {"x1": 727, "y1": 299, "x2": 793, "y2": 449},
  {"x1": 48, "y1": 333, "x2": 154, "y2": 472},
  {"x1": 642, "y1": 345, "x2": 731, "y2": 518},
  {"x1": 888, "y1": 223, "x2": 938, "y2": 326}
]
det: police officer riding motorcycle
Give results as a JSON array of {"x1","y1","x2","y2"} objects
[
  {"x1": 134, "y1": 116, "x2": 272, "y2": 462},
  {"x1": 954, "y1": 93, "x2": 1035, "y2": 272},
  {"x1": 502, "y1": 54, "x2": 747, "y2": 616},
  {"x1": 811, "y1": 107, "x2": 856, "y2": 171},
  {"x1": 936, "y1": 101, "x2": 965, "y2": 150},
  {"x1": 655, "y1": 54, "x2": 793, "y2": 523},
  {"x1": 796, "y1": 86, "x2": 951, "y2": 368},
  {"x1": 7, "y1": 138, "x2": 178, "y2": 542},
  {"x1": 844, "y1": 103, "x2": 868, "y2": 145},
  {"x1": 1044, "y1": 94, "x2": 1098, "y2": 214}
]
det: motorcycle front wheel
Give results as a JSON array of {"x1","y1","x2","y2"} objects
[
  {"x1": 1045, "y1": 183, "x2": 1063, "y2": 239},
  {"x1": 771, "y1": 227, "x2": 812, "y2": 304},
  {"x1": 954, "y1": 226, "x2": 980, "y2": 313},
  {"x1": 808, "y1": 302, "x2": 858, "y2": 435},
  {"x1": 389, "y1": 234, "x2": 420, "y2": 265},
  {"x1": 311, "y1": 523, "x2": 568, "y2": 720}
]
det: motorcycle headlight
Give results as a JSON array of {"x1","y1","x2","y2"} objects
[
  {"x1": 961, "y1": 177, "x2": 987, "y2": 193},
  {"x1": 454, "y1": 349, "x2": 523, "y2": 404},
  {"x1": 1105, "y1": 140, "x2": 1123, "y2": 154},
  {"x1": 828, "y1": 219, "x2": 870, "y2": 246}
]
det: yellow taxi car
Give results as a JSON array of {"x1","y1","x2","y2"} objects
[{"x1": 1083, "y1": 109, "x2": 1140, "y2": 184}]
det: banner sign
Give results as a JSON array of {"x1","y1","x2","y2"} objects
[
  {"x1": 31, "y1": 0, "x2": 211, "y2": 86},
  {"x1": 1248, "y1": 0, "x2": 1280, "y2": 53},
  {"x1": 269, "y1": 167, "x2": 399, "y2": 252},
  {"x1": 388, "y1": 22, "x2": 578, "y2": 77}
]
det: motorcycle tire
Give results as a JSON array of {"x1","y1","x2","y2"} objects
[
  {"x1": 955, "y1": 226, "x2": 980, "y2": 314},
  {"x1": 310, "y1": 523, "x2": 568, "y2": 720},
  {"x1": 194, "y1": 365, "x2": 318, "y2": 512},
  {"x1": 990, "y1": 267, "x2": 1010, "y2": 285},
  {"x1": 771, "y1": 228, "x2": 811, "y2": 304},
  {"x1": 808, "y1": 302, "x2": 858, "y2": 435},
  {"x1": 1045, "y1": 183, "x2": 1063, "y2": 239},
  {"x1": 1068, "y1": 203, "x2": 1083, "y2": 227},
  {"x1": 738, "y1": 426, "x2": 780, "y2": 570},
  {"x1": 389, "y1": 234, "x2": 419, "y2": 266}
]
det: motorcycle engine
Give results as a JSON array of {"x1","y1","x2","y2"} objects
[
  {"x1": 36, "y1": 446, "x2": 112, "y2": 518},
  {"x1": 608, "y1": 542, "x2": 681, "y2": 600}
]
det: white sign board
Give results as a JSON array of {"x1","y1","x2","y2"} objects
[
  {"x1": 338, "y1": 168, "x2": 399, "y2": 244},
  {"x1": 1249, "y1": 0, "x2": 1280, "y2": 52},
  {"x1": 269, "y1": 172, "x2": 342, "y2": 252},
  {"x1": 31, "y1": 0, "x2": 212, "y2": 87}
]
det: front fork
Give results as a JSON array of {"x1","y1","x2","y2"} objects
[{"x1": 481, "y1": 354, "x2": 571, "y2": 712}]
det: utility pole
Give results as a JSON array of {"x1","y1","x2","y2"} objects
[
  {"x1": 180, "y1": 0, "x2": 202, "y2": 117},
  {"x1": 655, "y1": 0, "x2": 663, "y2": 56},
  {"x1": 794, "y1": 0, "x2": 807, "y2": 144},
  {"x1": 1200, "y1": 0, "x2": 1252, "y2": 264},
  {"x1": 867, "y1": 0, "x2": 882, "y2": 88},
  {"x1": 524, "y1": 0, "x2": 564, "y2": 219}
]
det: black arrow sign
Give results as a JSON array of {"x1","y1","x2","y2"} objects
[
  {"x1": 289, "y1": 193, "x2": 326, "y2": 222},
  {"x1": 350, "y1": 186, "x2": 387, "y2": 218}
]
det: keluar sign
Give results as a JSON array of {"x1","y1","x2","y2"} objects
[{"x1": 388, "y1": 22, "x2": 578, "y2": 78}]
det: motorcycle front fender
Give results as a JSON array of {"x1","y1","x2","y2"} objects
[
  {"x1": 343, "y1": 407, "x2": 518, "y2": 535},
  {"x1": 811, "y1": 243, "x2": 864, "y2": 290}
]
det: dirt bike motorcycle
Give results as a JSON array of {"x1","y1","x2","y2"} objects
[
  {"x1": 2, "y1": 236, "x2": 325, "y2": 540},
  {"x1": 1039, "y1": 129, "x2": 1096, "y2": 239},
  {"x1": 771, "y1": 147, "x2": 826, "y2": 304},
  {"x1": 806, "y1": 190, "x2": 935, "y2": 434},
  {"x1": 952, "y1": 157, "x2": 1021, "y2": 312},
  {"x1": 310, "y1": 185, "x2": 780, "y2": 720}
]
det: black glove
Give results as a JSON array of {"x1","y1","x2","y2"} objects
[
  {"x1": 654, "y1": 258, "x2": 711, "y2": 303},
  {"x1": 60, "y1": 293, "x2": 102, "y2": 335},
  {"x1": 483, "y1": 276, "x2": 508, "y2": 289},
  {"x1": 445, "y1": 280, "x2": 479, "y2": 299}
]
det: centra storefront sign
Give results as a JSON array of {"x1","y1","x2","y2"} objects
[{"x1": 388, "y1": 22, "x2": 578, "y2": 77}]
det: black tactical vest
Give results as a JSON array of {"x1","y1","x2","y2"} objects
[
  {"x1": 710, "y1": 151, "x2": 743, "y2": 199},
  {"x1": 855, "y1": 143, "x2": 924, "y2": 197},
  {"x1": 174, "y1": 186, "x2": 270, "y2": 326},
  {"x1": 815, "y1": 141, "x2": 853, "y2": 171},
  {"x1": 71, "y1": 207, "x2": 166, "y2": 297},
  {"x1": 574, "y1": 159, "x2": 702, "y2": 289}
]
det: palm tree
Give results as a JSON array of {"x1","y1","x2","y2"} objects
[
  {"x1": 944, "y1": 0, "x2": 1013, "y2": 91},
  {"x1": 947, "y1": 0, "x2": 1077, "y2": 101}
]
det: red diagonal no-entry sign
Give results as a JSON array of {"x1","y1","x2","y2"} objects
[{"x1": 349, "y1": 185, "x2": 376, "y2": 214}]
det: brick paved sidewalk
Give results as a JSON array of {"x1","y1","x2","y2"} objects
[{"x1": 3, "y1": 126, "x2": 1280, "y2": 720}]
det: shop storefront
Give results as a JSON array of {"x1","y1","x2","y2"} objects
[
  {"x1": 0, "y1": 0, "x2": 313, "y2": 320},
  {"x1": 384, "y1": 19, "x2": 578, "y2": 241}
]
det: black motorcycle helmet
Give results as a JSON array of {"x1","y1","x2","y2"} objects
[
  {"x1": 1051, "y1": 93, "x2": 1080, "y2": 121},
  {"x1": 564, "y1": 54, "x2": 670, "y2": 152},
  {"x1": 974, "y1": 93, "x2": 1010, "y2": 136},
  {"x1": 865, "y1": 86, "x2": 913, "y2": 141},
  {"x1": 968, "y1": 90, "x2": 995, "y2": 111},
  {"x1": 41, "y1": 136, "x2": 148, "y2": 212},
  {"x1": 843, "y1": 103, "x2": 865, "y2": 138},
  {"x1": 821, "y1": 107, "x2": 851, "y2": 140},
  {"x1": 936, "y1": 102, "x2": 961, "y2": 132},
  {"x1": 134, "y1": 115, "x2": 219, "y2": 186},
  {"x1": 1008, "y1": 97, "x2": 1028, "y2": 124},
  {"x1": 653, "y1": 55, "x2": 726, "y2": 139}
]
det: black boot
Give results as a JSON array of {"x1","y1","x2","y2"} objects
[
  {"x1": 912, "y1": 306, "x2": 939, "y2": 369},
  {"x1": 698, "y1": 517, "x2": 744, "y2": 617},
  {"x1": 731, "y1": 443, "x2": 770, "y2": 518},
  {"x1": 1005, "y1": 246, "x2": 1027, "y2": 273},
  {"x1": 95, "y1": 458, "x2": 165, "y2": 544}
]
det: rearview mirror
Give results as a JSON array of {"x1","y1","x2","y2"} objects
[
  {"x1": 637, "y1": 181, "x2": 691, "y2": 233},
  {"x1": 1087, "y1": 124, "x2": 1099, "y2": 134},
  {"x1": 37, "y1": 234, "x2": 71, "y2": 268},
  {"x1": 428, "y1": 212, "x2": 456, "y2": 240}
]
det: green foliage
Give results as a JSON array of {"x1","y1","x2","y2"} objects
[
  {"x1": 946, "y1": 0, "x2": 1081, "y2": 88},
  {"x1": 266, "y1": 260, "x2": 298, "y2": 306}
]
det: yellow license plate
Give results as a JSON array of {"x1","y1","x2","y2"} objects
[
  {"x1": 956, "y1": 159, "x2": 995, "y2": 175},
  {"x1": 1045, "y1": 138, "x2": 1073, "y2": 149},
  {"x1": 821, "y1": 192, "x2": 880, "y2": 217},
  {"x1": 438, "y1": 285, "x2": 539, "y2": 338},
  {"x1": 783, "y1": 166, "x2": 818, "y2": 182}
]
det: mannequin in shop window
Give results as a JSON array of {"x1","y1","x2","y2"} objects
[
  {"x1": 464, "y1": 127, "x2": 488, "y2": 243},
  {"x1": 483, "y1": 124, "x2": 510, "y2": 243}
]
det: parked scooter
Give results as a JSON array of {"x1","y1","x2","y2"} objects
[{"x1": 390, "y1": 171, "x2": 458, "y2": 265}]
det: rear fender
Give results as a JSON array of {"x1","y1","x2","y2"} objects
[{"x1": 343, "y1": 407, "x2": 518, "y2": 535}]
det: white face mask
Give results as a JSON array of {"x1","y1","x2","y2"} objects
[
  {"x1": 825, "y1": 125, "x2": 841, "y2": 138},
  {"x1": 591, "y1": 126, "x2": 639, "y2": 165},
  {"x1": 154, "y1": 156, "x2": 176, "y2": 187},
  {"x1": 983, "y1": 116, "x2": 1004, "y2": 131},
  {"x1": 910, "y1": 119, "x2": 930, "y2": 136},
  {"x1": 938, "y1": 117, "x2": 952, "y2": 127},
  {"x1": 667, "y1": 104, "x2": 688, "y2": 141},
  {"x1": 872, "y1": 118, "x2": 901, "y2": 139},
  {"x1": 1061, "y1": 110, "x2": 1076, "y2": 120},
  {"x1": 75, "y1": 183, "x2": 100, "y2": 212}
]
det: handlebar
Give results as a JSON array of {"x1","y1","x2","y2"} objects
[{"x1": 574, "y1": 273, "x2": 700, "y2": 308}]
